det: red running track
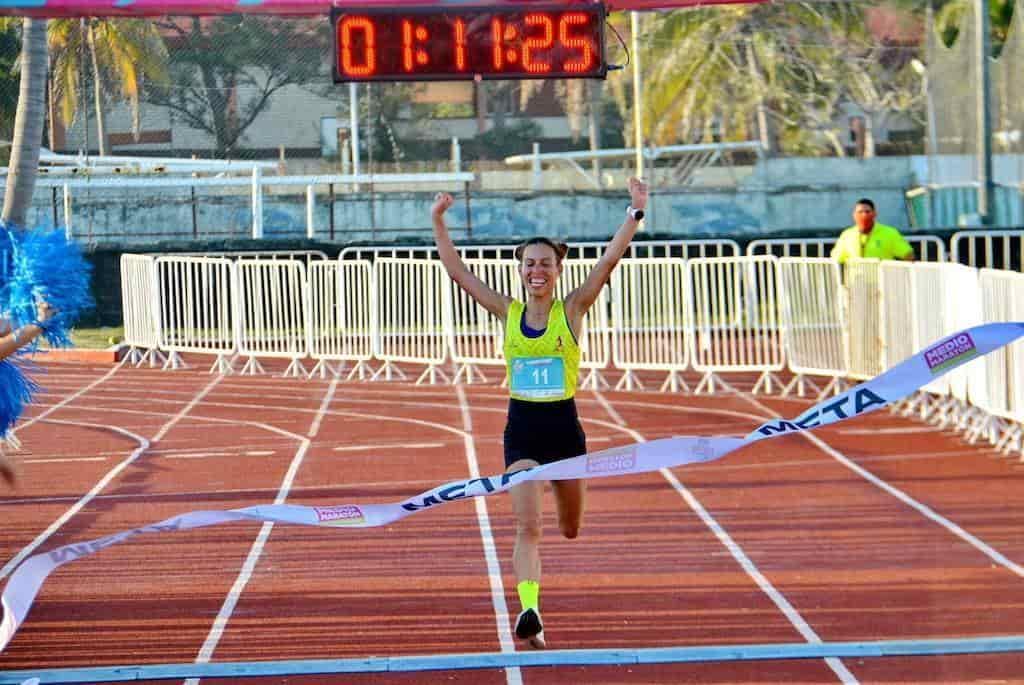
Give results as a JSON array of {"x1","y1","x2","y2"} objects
[{"x1": 0, "y1": 358, "x2": 1022, "y2": 683}]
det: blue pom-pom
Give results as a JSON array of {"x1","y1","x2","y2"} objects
[
  {"x1": 0, "y1": 357, "x2": 37, "y2": 437},
  {"x1": 1, "y1": 225, "x2": 93, "y2": 348},
  {"x1": 0, "y1": 230, "x2": 13, "y2": 289}
]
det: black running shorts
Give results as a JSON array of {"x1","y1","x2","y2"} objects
[{"x1": 503, "y1": 397, "x2": 587, "y2": 468}]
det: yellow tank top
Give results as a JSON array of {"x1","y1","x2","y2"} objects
[{"x1": 504, "y1": 299, "x2": 580, "y2": 402}]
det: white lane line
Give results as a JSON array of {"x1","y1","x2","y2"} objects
[
  {"x1": 838, "y1": 426, "x2": 943, "y2": 435},
  {"x1": 14, "y1": 364, "x2": 122, "y2": 434},
  {"x1": 455, "y1": 385, "x2": 522, "y2": 685},
  {"x1": 591, "y1": 390, "x2": 859, "y2": 685},
  {"x1": 146, "y1": 444, "x2": 291, "y2": 456},
  {"x1": 0, "y1": 373, "x2": 222, "y2": 580},
  {"x1": 685, "y1": 449, "x2": 983, "y2": 473},
  {"x1": 244, "y1": 451, "x2": 275, "y2": 456},
  {"x1": 23, "y1": 457, "x2": 107, "y2": 464},
  {"x1": 333, "y1": 442, "x2": 445, "y2": 452},
  {"x1": 658, "y1": 467, "x2": 859, "y2": 683},
  {"x1": 0, "y1": 477, "x2": 458, "y2": 507},
  {"x1": 186, "y1": 377, "x2": 339, "y2": 685},
  {"x1": 736, "y1": 393, "x2": 1024, "y2": 580}
]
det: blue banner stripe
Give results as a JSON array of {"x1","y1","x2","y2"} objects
[{"x1": 2, "y1": 635, "x2": 1023, "y2": 682}]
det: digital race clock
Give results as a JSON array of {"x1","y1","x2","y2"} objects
[{"x1": 331, "y1": 4, "x2": 607, "y2": 82}]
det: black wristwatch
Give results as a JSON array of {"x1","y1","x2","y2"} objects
[{"x1": 626, "y1": 206, "x2": 645, "y2": 221}]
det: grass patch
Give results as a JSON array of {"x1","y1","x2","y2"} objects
[{"x1": 43, "y1": 326, "x2": 125, "y2": 349}]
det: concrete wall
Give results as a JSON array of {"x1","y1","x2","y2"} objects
[{"x1": 14, "y1": 156, "x2": 997, "y2": 246}]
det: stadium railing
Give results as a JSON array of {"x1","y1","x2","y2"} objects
[
  {"x1": 747, "y1": 235, "x2": 947, "y2": 263},
  {"x1": 950, "y1": 229, "x2": 1024, "y2": 270},
  {"x1": 338, "y1": 239, "x2": 741, "y2": 263}
]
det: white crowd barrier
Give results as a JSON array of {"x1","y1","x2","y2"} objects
[
  {"x1": 975, "y1": 269, "x2": 1024, "y2": 453},
  {"x1": 339, "y1": 239, "x2": 741, "y2": 263},
  {"x1": 610, "y1": 258, "x2": 690, "y2": 392},
  {"x1": 951, "y1": 230, "x2": 1023, "y2": 270},
  {"x1": 844, "y1": 259, "x2": 884, "y2": 381},
  {"x1": 373, "y1": 258, "x2": 451, "y2": 384},
  {"x1": 778, "y1": 258, "x2": 847, "y2": 397},
  {"x1": 747, "y1": 235, "x2": 947, "y2": 262},
  {"x1": 119, "y1": 254, "x2": 162, "y2": 367},
  {"x1": 308, "y1": 260, "x2": 375, "y2": 380},
  {"x1": 555, "y1": 259, "x2": 612, "y2": 389},
  {"x1": 235, "y1": 260, "x2": 309, "y2": 376},
  {"x1": 155, "y1": 256, "x2": 236, "y2": 371},
  {"x1": 121, "y1": 249, "x2": 1022, "y2": 456},
  {"x1": 447, "y1": 258, "x2": 519, "y2": 383},
  {"x1": 686, "y1": 256, "x2": 785, "y2": 393}
]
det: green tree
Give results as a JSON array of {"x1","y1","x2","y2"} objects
[
  {"x1": 146, "y1": 15, "x2": 327, "y2": 157},
  {"x1": 934, "y1": 0, "x2": 1015, "y2": 52},
  {"x1": 607, "y1": 3, "x2": 922, "y2": 158},
  {"x1": 48, "y1": 18, "x2": 168, "y2": 156},
  {"x1": 0, "y1": 23, "x2": 20, "y2": 166}
]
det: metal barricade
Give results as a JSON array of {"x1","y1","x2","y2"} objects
[
  {"x1": 307, "y1": 260, "x2": 375, "y2": 380},
  {"x1": 686, "y1": 256, "x2": 785, "y2": 393},
  {"x1": 155, "y1": 256, "x2": 236, "y2": 371},
  {"x1": 844, "y1": 259, "x2": 883, "y2": 380},
  {"x1": 609, "y1": 258, "x2": 690, "y2": 392},
  {"x1": 748, "y1": 235, "x2": 946, "y2": 262},
  {"x1": 976, "y1": 269, "x2": 1024, "y2": 454},
  {"x1": 747, "y1": 238, "x2": 834, "y2": 259},
  {"x1": 235, "y1": 259, "x2": 309, "y2": 376},
  {"x1": 373, "y1": 258, "x2": 451, "y2": 384},
  {"x1": 339, "y1": 239, "x2": 740, "y2": 263},
  {"x1": 951, "y1": 229, "x2": 1023, "y2": 270},
  {"x1": 446, "y1": 259, "x2": 518, "y2": 383},
  {"x1": 120, "y1": 254, "x2": 163, "y2": 367},
  {"x1": 879, "y1": 261, "x2": 917, "y2": 370},
  {"x1": 778, "y1": 258, "x2": 847, "y2": 397},
  {"x1": 555, "y1": 259, "x2": 612, "y2": 389}
]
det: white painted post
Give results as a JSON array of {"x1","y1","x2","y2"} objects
[
  {"x1": 306, "y1": 185, "x2": 316, "y2": 239},
  {"x1": 251, "y1": 167, "x2": 264, "y2": 239},
  {"x1": 451, "y1": 137, "x2": 461, "y2": 173},
  {"x1": 631, "y1": 11, "x2": 644, "y2": 181},
  {"x1": 62, "y1": 183, "x2": 72, "y2": 239},
  {"x1": 350, "y1": 82, "x2": 360, "y2": 192},
  {"x1": 532, "y1": 142, "x2": 542, "y2": 191}
]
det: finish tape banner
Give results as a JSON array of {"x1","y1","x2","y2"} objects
[{"x1": 2, "y1": 322, "x2": 1022, "y2": 651}]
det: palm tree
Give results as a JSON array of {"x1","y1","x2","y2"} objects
[
  {"x1": 48, "y1": 18, "x2": 167, "y2": 156},
  {"x1": 934, "y1": 0, "x2": 1015, "y2": 52},
  {"x1": 2, "y1": 18, "x2": 47, "y2": 227},
  {"x1": 606, "y1": 3, "x2": 879, "y2": 157}
]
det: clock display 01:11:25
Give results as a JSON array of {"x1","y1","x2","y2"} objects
[{"x1": 332, "y1": 6, "x2": 607, "y2": 82}]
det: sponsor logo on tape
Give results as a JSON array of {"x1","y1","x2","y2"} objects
[
  {"x1": 586, "y1": 446, "x2": 637, "y2": 474},
  {"x1": 315, "y1": 505, "x2": 365, "y2": 526},
  {"x1": 924, "y1": 333, "x2": 978, "y2": 375}
]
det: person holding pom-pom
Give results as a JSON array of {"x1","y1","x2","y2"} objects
[
  {"x1": 0, "y1": 298, "x2": 57, "y2": 486},
  {"x1": 0, "y1": 299, "x2": 56, "y2": 359}
]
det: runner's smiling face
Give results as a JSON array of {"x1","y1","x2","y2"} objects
[{"x1": 519, "y1": 243, "x2": 562, "y2": 298}]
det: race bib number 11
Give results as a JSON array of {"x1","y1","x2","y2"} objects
[{"x1": 510, "y1": 357, "x2": 566, "y2": 398}]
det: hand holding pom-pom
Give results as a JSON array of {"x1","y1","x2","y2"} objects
[{"x1": 34, "y1": 299, "x2": 57, "y2": 329}]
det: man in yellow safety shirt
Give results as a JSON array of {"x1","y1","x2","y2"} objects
[{"x1": 830, "y1": 198, "x2": 915, "y2": 264}]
